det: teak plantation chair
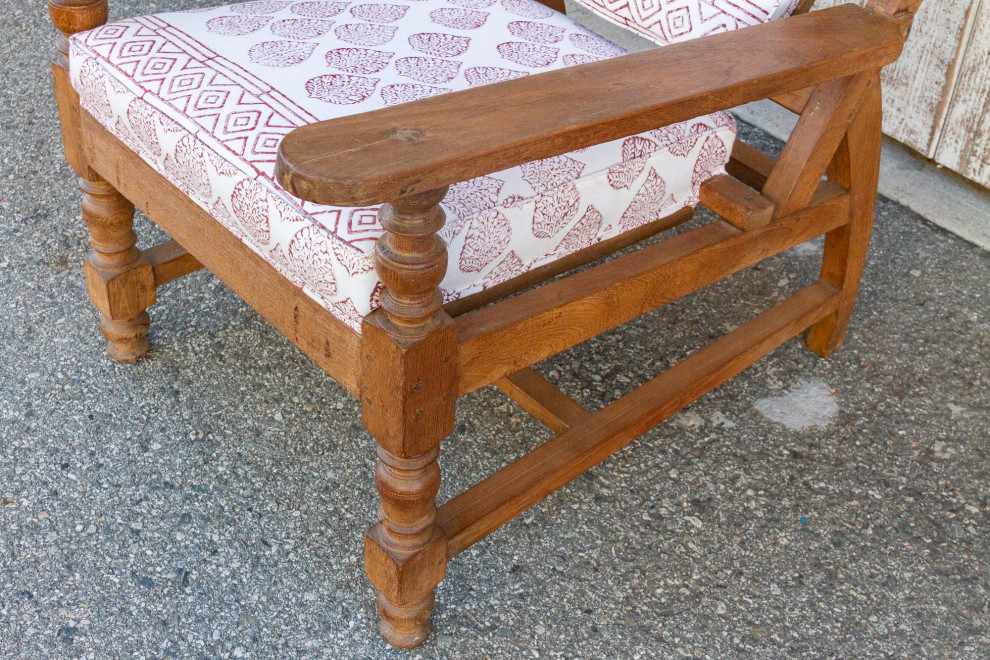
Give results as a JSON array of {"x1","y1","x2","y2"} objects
[{"x1": 49, "y1": 0, "x2": 922, "y2": 647}]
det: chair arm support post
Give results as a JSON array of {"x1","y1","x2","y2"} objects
[
  {"x1": 806, "y1": 73, "x2": 884, "y2": 356},
  {"x1": 374, "y1": 188, "x2": 451, "y2": 339}
]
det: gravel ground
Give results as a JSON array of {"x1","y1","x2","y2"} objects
[{"x1": 2, "y1": 1, "x2": 989, "y2": 658}]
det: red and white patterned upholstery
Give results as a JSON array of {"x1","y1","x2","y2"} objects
[
  {"x1": 573, "y1": 0, "x2": 800, "y2": 45},
  {"x1": 70, "y1": 0, "x2": 737, "y2": 331}
]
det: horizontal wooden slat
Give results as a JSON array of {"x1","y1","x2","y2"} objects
[
  {"x1": 495, "y1": 368, "x2": 591, "y2": 435},
  {"x1": 276, "y1": 5, "x2": 903, "y2": 206},
  {"x1": 699, "y1": 174, "x2": 775, "y2": 230},
  {"x1": 439, "y1": 281, "x2": 841, "y2": 557},
  {"x1": 144, "y1": 239, "x2": 203, "y2": 286},
  {"x1": 455, "y1": 186, "x2": 850, "y2": 396}
]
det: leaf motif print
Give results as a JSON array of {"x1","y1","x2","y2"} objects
[
  {"x1": 532, "y1": 183, "x2": 580, "y2": 239},
  {"x1": 381, "y1": 83, "x2": 450, "y2": 105},
  {"x1": 231, "y1": 179, "x2": 272, "y2": 243},
  {"x1": 334, "y1": 22, "x2": 398, "y2": 46},
  {"x1": 325, "y1": 48, "x2": 394, "y2": 74},
  {"x1": 429, "y1": 8, "x2": 489, "y2": 30},
  {"x1": 408, "y1": 32, "x2": 471, "y2": 57},
  {"x1": 496, "y1": 41, "x2": 558, "y2": 68},
  {"x1": 520, "y1": 155, "x2": 585, "y2": 193},
  {"x1": 290, "y1": 1, "x2": 349, "y2": 18},
  {"x1": 507, "y1": 20, "x2": 565, "y2": 44},
  {"x1": 306, "y1": 74, "x2": 380, "y2": 104},
  {"x1": 206, "y1": 15, "x2": 272, "y2": 35},
  {"x1": 248, "y1": 41, "x2": 317, "y2": 67},
  {"x1": 463, "y1": 66, "x2": 529, "y2": 86},
  {"x1": 459, "y1": 208, "x2": 511, "y2": 272},
  {"x1": 444, "y1": 175, "x2": 505, "y2": 219},
  {"x1": 269, "y1": 18, "x2": 335, "y2": 38},
  {"x1": 395, "y1": 57, "x2": 461, "y2": 84}
]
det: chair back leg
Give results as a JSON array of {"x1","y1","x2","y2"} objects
[{"x1": 807, "y1": 74, "x2": 884, "y2": 356}]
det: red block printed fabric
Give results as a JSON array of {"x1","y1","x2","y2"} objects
[
  {"x1": 70, "y1": 0, "x2": 739, "y2": 331},
  {"x1": 572, "y1": 0, "x2": 800, "y2": 45}
]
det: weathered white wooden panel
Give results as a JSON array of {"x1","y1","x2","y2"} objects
[
  {"x1": 814, "y1": 0, "x2": 975, "y2": 158},
  {"x1": 935, "y1": 0, "x2": 990, "y2": 189}
]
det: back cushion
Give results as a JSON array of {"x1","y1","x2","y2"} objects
[{"x1": 573, "y1": 0, "x2": 801, "y2": 46}]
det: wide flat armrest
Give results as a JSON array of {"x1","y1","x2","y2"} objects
[{"x1": 276, "y1": 4, "x2": 903, "y2": 206}]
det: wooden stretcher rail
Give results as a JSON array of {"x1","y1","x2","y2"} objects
[
  {"x1": 439, "y1": 281, "x2": 841, "y2": 558},
  {"x1": 495, "y1": 368, "x2": 591, "y2": 435},
  {"x1": 454, "y1": 183, "x2": 850, "y2": 396},
  {"x1": 144, "y1": 239, "x2": 203, "y2": 286}
]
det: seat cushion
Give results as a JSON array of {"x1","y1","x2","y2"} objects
[
  {"x1": 70, "y1": 0, "x2": 736, "y2": 331},
  {"x1": 572, "y1": 0, "x2": 799, "y2": 46}
]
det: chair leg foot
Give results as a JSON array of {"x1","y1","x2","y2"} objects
[
  {"x1": 364, "y1": 446, "x2": 448, "y2": 649},
  {"x1": 100, "y1": 311, "x2": 151, "y2": 362},
  {"x1": 806, "y1": 310, "x2": 846, "y2": 357},
  {"x1": 377, "y1": 592, "x2": 434, "y2": 648}
]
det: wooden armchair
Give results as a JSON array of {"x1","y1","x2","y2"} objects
[{"x1": 49, "y1": 0, "x2": 922, "y2": 647}]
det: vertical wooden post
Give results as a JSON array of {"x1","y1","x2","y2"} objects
[
  {"x1": 50, "y1": 0, "x2": 156, "y2": 362},
  {"x1": 806, "y1": 75, "x2": 883, "y2": 356},
  {"x1": 360, "y1": 187, "x2": 456, "y2": 648}
]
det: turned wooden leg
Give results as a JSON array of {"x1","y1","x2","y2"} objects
[
  {"x1": 361, "y1": 188, "x2": 455, "y2": 648},
  {"x1": 49, "y1": 2, "x2": 151, "y2": 361},
  {"x1": 80, "y1": 176, "x2": 156, "y2": 362},
  {"x1": 367, "y1": 446, "x2": 446, "y2": 646},
  {"x1": 807, "y1": 75, "x2": 883, "y2": 357}
]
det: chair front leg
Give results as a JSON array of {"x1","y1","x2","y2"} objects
[
  {"x1": 360, "y1": 187, "x2": 456, "y2": 648},
  {"x1": 50, "y1": 1, "x2": 156, "y2": 361},
  {"x1": 80, "y1": 175, "x2": 156, "y2": 361},
  {"x1": 807, "y1": 75, "x2": 883, "y2": 356}
]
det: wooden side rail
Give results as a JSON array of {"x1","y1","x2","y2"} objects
[
  {"x1": 144, "y1": 239, "x2": 203, "y2": 287},
  {"x1": 276, "y1": 4, "x2": 904, "y2": 206},
  {"x1": 455, "y1": 182, "x2": 849, "y2": 396},
  {"x1": 439, "y1": 281, "x2": 841, "y2": 558}
]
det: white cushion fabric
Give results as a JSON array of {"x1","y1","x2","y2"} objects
[
  {"x1": 572, "y1": 0, "x2": 799, "y2": 46},
  {"x1": 70, "y1": 0, "x2": 736, "y2": 331}
]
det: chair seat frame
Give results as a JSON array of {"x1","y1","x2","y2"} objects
[{"x1": 48, "y1": 0, "x2": 922, "y2": 647}]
